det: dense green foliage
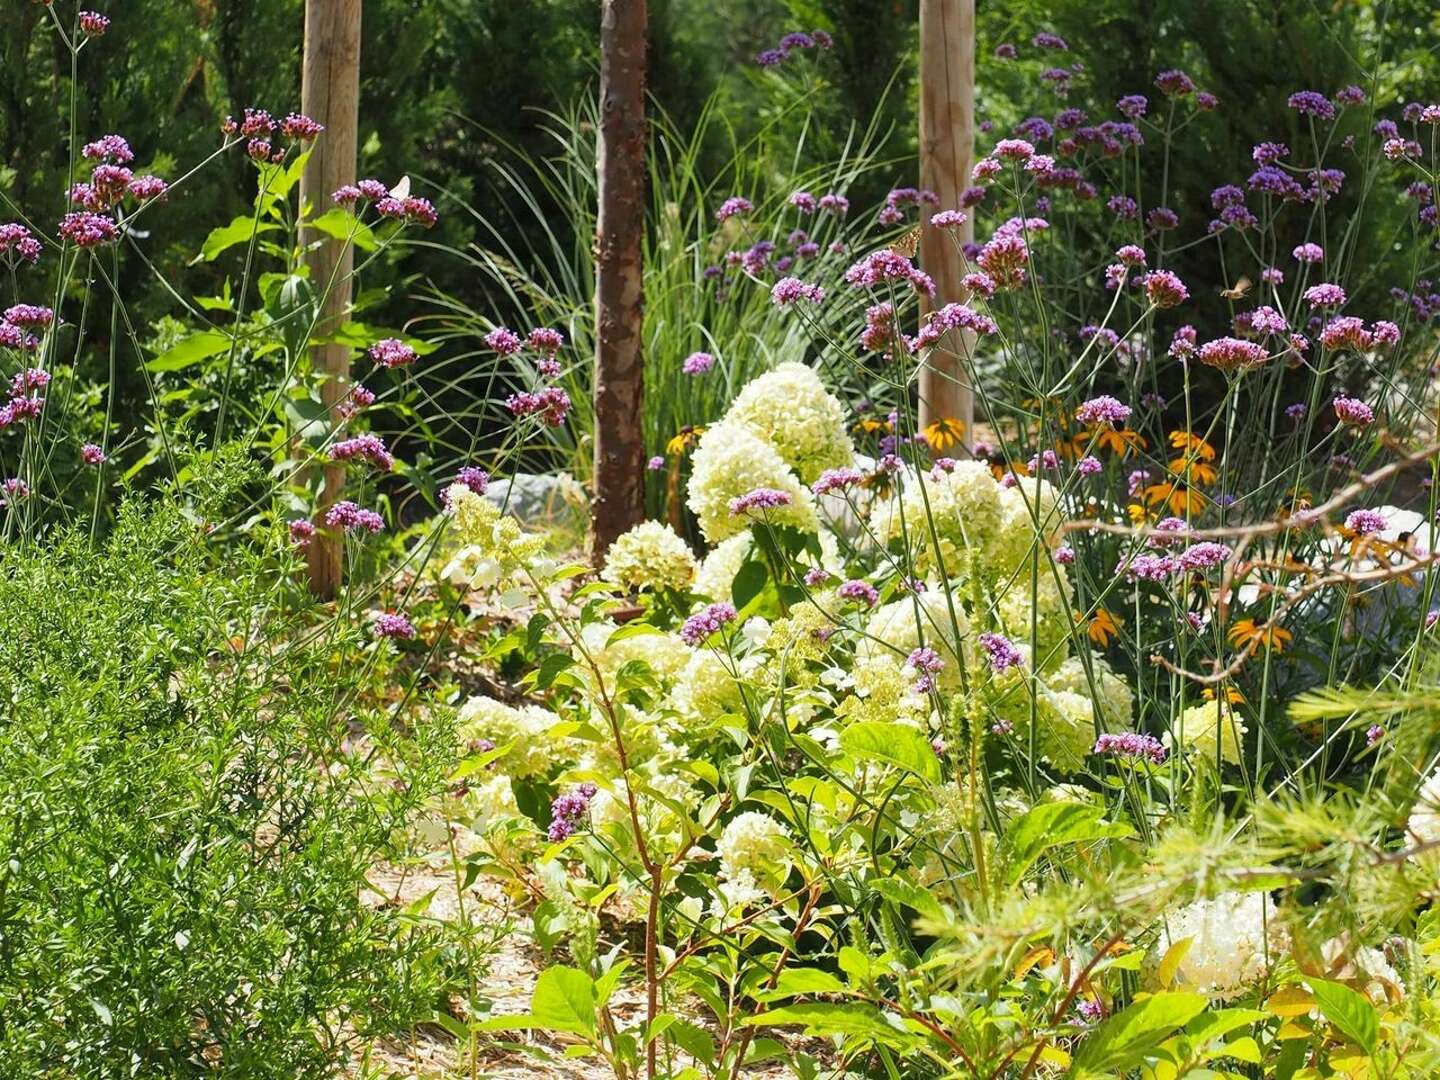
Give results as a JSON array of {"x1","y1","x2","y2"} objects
[{"x1": 0, "y1": 486, "x2": 454, "y2": 1076}]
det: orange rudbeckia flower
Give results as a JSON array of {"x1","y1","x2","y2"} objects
[
  {"x1": 923, "y1": 416, "x2": 966, "y2": 452},
  {"x1": 1079, "y1": 606, "x2": 1121, "y2": 647},
  {"x1": 1144, "y1": 481, "x2": 1208, "y2": 517},
  {"x1": 1227, "y1": 618, "x2": 1293, "y2": 654},
  {"x1": 666, "y1": 425, "x2": 706, "y2": 455}
]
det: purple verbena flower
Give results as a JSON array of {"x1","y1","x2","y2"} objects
[
  {"x1": 978, "y1": 631, "x2": 1023, "y2": 672},
  {"x1": 681, "y1": 602, "x2": 737, "y2": 646}
]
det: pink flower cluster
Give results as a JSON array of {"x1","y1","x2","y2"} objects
[
  {"x1": 1318, "y1": 317, "x2": 1400, "y2": 352},
  {"x1": 978, "y1": 631, "x2": 1023, "y2": 672},
  {"x1": 681, "y1": 602, "x2": 737, "y2": 646},
  {"x1": 812, "y1": 467, "x2": 864, "y2": 495},
  {"x1": 837, "y1": 580, "x2": 880, "y2": 607},
  {"x1": 905, "y1": 646, "x2": 945, "y2": 693},
  {"x1": 369, "y1": 338, "x2": 418, "y2": 368},
  {"x1": 325, "y1": 500, "x2": 384, "y2": 533},
  {"x1": 913, "y1": 303, "x2": 998, "y2": 350},
  {"x1": 0, "y1": 223, "x2": 42, "y2": 265},
  {"x1": 373, "y1": 612, "x2": 417, "y2": 640},
  {"x1": 1332, "y1": 396, "x2": 1374, "y2": 426},
  {"x1": 844, "y1": 250, "x2": 935, "y2": 296},
  {"x1": 682, "y1": 351, "x2": 715, "y2": 375},
  {"x1": 1075, "y1": 395, "x2": 1131, "y2": 426},
  {"x1": 729, "y1": 488, "x2": 793, "y2": 515},
  {"x1": 506, "y1": 386, "x2": 572, "y2": 426},
  {"x1": 1094, "y1": 732, "x2": 1167, "y2": 764},
  {"x1": 330, "y1": 433, "x2": 394, "y2": 472},
  {"x1": 770, "y1": 276, "x2": 825, "y2": 306},
  {"x1": 0, "y1": 365, "x2": 48, "y2": 430}
]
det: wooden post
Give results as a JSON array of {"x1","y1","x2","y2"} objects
[
  {"x1": 917, "y1": 0, "x2": 975, "y2": 452},
  {"x1": 591, "y1": 0, "x2": 649, "y2": 560},
  {"x1": 300, "y1": 0, "x2": 361, "y2": 598}
]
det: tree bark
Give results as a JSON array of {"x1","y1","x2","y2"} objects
[
  {"x1": 917, "y1": 0, "x2": 976, "y2": 452},
  {"x1": 299, "y1": 0, "x2": 361, "y2": 598},
  {"x1": 591, "y1": 0, "x2": 648, "y2": 560}
]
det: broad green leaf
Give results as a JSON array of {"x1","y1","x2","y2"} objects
[
  {"x1": 1310, "y1": 978, "x2": 1378, "y2": 1055},
  {"x1": 1004, "y1": 801, "x2": 1132, "y2": 883},
  {"x1": 146, "y1": 331, "x2": 232, "y2": 373},
  {"x1": 840, "y1": 721, "x2": 940, "y2": 783},
  {"x1": 666, "y1": 1018, "x2": 714, "y2": 1062},
  {"x1": 760, "y1": 967, "x2": 845, "y2": 1000},
  {"x1": 731, "y1": 559, "x2": 768, "y2": 611},
  {"x1": 743, "y1": 1002, "x2": 909, "y2": 1046},
  {"x1": 869, "y1": 877, "x2": 945, "y2": 921},
  {"x1": 1184, "y1": 1007, "x2": 1266, "y2": 1045},
  {"x1": 1218, "y1": 1036, "x2": 1262, "y2": 1064},
  {"x1": 530, "y1": 966, "x2": 597, "y2": 1036},
  {"x1": 197, "y1": 215, "x2": 280, "y2": 262},
  {"x1": 838, "y1": 946, "x2": 873, "y2": 985},
  {"x1": 309, "y1": 207, "x2": 379, "y2": 251},
  {"x1": 1071, "y1": 991, "x2": 1209, "y2": 1075}
]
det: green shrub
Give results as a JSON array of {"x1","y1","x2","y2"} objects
[{"x1": 0, "y1": 496, "x2": 452, "y2": 1077}]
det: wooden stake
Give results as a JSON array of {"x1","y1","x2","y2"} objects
[
  {"x1": 917, "y1": 0, "x2": 976, "y2": 453},
  {"x1": 591, "y1": 0, "x2": 649, "y2": 561},
  {"x1": 300, "y1": 0, "x2": 361, "y2": 598}
]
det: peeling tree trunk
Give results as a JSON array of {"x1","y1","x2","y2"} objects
[
  {"x1": 300, "y1": 0, "x2": 361, "y2": 598},
  {"x1": 917, "y1": 0, "x2": 976, "y2": 453},
  {"x1": 591, "y1": 0, "x2": 648, "y2": 560}
]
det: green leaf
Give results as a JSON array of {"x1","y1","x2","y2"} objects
[
  {"x1": 743, "y1": 1002, "x2": 909, "y2": 1045},
  {"x1": 197, "y1": 215, "x2": 280, "y2": 262},
  {"x1": 1184, "y1": 1007, "x2": 1266, "y2": 1045},
  {"x1": 530, "y1": 966, "x2": 597, "y2": 1036},
  {"x1": 146, "y1": 331, "x2": 232, "y2": 373},
  {"x1": 760, "y1": 967, "x2": 845, "y2": 1000},
  {"x1": 731, "y1": 559, "x2": 768, "y2": 611},
  {"x1": 840, "y1": 721, "x2": 940, "y2": 783},
  {"x1": 310, "y1": 207, "x2": 379, "y2": 252},
  {"x1": 1004, "y1": 801, "x2": 1132, "y2": 884},
  {"x1": 1310, "y1": 978, "x2": 1378, "y2": 1055},
  {"x1": 1071, "y1": 992, "x2": 1209, "y2": 1076},
  {"x1": 869, "y1": 877, "x2": 945, "y2": 921},
  {"x1": 838, "y1": 946, "x2": 873, "y2": 985},
  {"x1": 533, "y1": 652, "x2": 576, "y2": 690},
  {"x1": 666, "y1": 1019, "x2": 715, "y2": 1062}
]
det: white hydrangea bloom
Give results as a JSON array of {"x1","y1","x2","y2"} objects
[
  {"x1": 590, "y1": 769, "x2": 701, "y2": 856},
  {"x1": 686, "y1": 421, "x2": 819, "y2": 544},
  {"x1": 872, "y1": 460, "x2": 1005, "y2": 575},
  {"x1": 457, "y1": 774, "x2": 521, "y2": 830},
  {"x1": 693, "y1": 532, "x2": 754, "y2": 601},
  {"x1": 1320, "y1": 939, "x2": 1403, "y2": 1000},
  {"x1": 1047, "y1": 655, "x2": 1134, "y2": 728},
  {"x1": 456, "y1": 695, "x2": 560, "y2": 779},
  {"x1": 1407, "y1": 766, "x2": 1440, "y2": 848},
  {"x1": 1155, "y1": 892, "x2": 1285, "y2": 999},
  {"x1": 1037, "y1": 689, "x2": 1101, "y2": 773},
  {"x1": 989, "y1": 478, "x2": 1065, "y2": 576},
  {"x1": 1171, "y1": 699, "x2": 1248, "y2": 766},
  {"x1": 601, "y1": 520, "x2": 698, "y2": 592},
  {"x1": 858, "y1": 589, "x2": 970, "y2": 689},
  {"x1": 669, "y1": 650, "x2": 744, "y2": 722},
  {"x1": 995, "y1": 563, "x2": 1073, "y2": 666},
  {"x1": 722, "y1": 362, "x2": 855, "y2": 483},
  {"x1": 598, "y1": 629, "x2": 692, "y2": 689},
  {"x1": 716, "y1": 810, "x2": 792, "y2": 901}
]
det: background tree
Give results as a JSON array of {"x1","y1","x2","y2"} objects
[{"x1": 591, "y1": 0, "x2": 649, "y2": 558}]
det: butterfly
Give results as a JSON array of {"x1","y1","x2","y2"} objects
[
  {"x1": 888, "y1": 225, "x2": 922, "y2": 257},
  {"x1": 1219, "y1": 275, "x2": 1252, "y2": 300}
]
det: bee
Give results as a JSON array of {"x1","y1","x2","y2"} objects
[{"x1": 1219, "y1": 275, "x2": 1252, "y2": 300}]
